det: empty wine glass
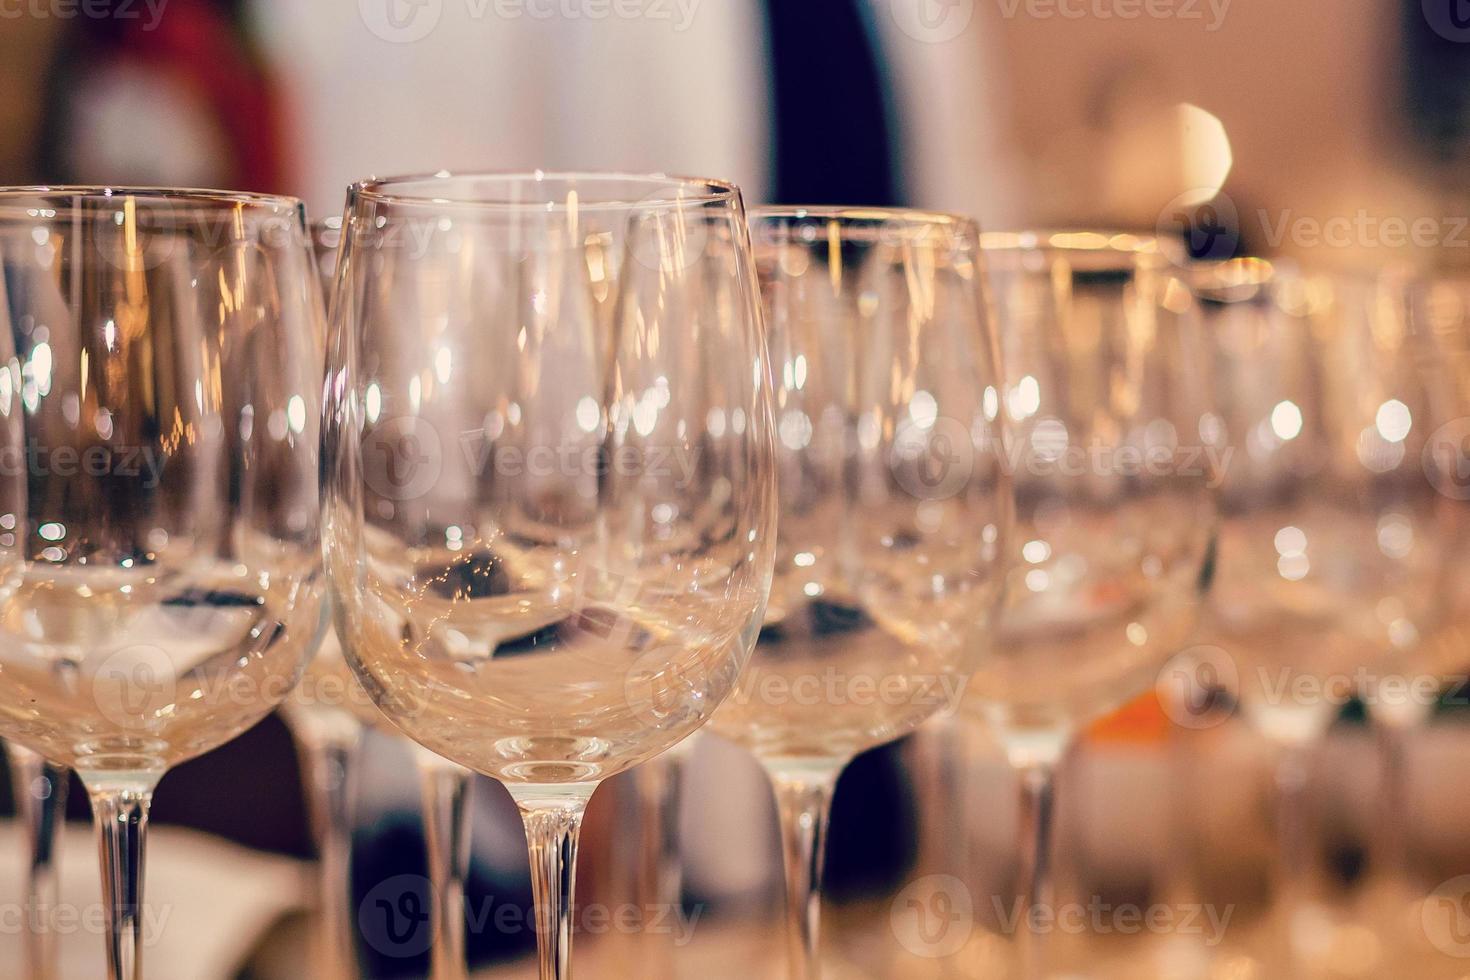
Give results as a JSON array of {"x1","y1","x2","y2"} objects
[
  {"x1": 705, "y1": 207, "x2": 1009, "y2": 979},
  {"x1": 962, "y1": 232, "x2": 1216, "y2": 978},
  {"x1": 0, "y1": 186, "x2": 325, "y2": 979},
  {"x1": 322, "y1": 171, "x2": 777, "y2": 979},
  {"x1": 1197, "y1": 260, "x2": 1458, "y2": 972}
]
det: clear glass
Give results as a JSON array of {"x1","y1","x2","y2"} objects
[
  {"x1": 1194, "y1": 259, "x2": 1457, "y2": 971},
  {"x1": 962, "y1": 231, "x2": 1216, "y2": 978},
  {"x1": 282, "y1": 597, "x2": 378, "y2": 979},
  {"x1": 322, "y1": 171, "x2": 777, "y2": 979},
  {"x1": 0, "y1": 185, "x2": 325, "y2": 979},
  {"x1": 709, "y1": 207, "x2": 1011, "y2": 979},
  {"x1": 5, "y1": 741, "x2": 69, "y2": 980}
]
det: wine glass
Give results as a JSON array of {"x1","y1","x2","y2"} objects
[
  {"x1": 322, "y1": 171, "x2": 777, "y2": 979},
  {"x1": 1196, "y1": 260, "x2": 1457, "y2": 971},
  {"x1": 705, "y1": 207, "x2": 1009, "y2": 979},
  {"x1": 0, "y1": 186, "x2": 325, "y2": 979},
  {"x1": 961, "y1": 232, "x2": 1216, "y2": 978}
]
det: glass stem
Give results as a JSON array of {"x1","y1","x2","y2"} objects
[
  {"x1": 911, "y1": 718, "x2": 969, "y2": 880},
  {"x1": 419, "y1": 758, "x2": 474, "y2": 980},
  {"x1": 1271, "y1": 741, "x2": 1314, "y2": 968},
  {"x1": 6, "y1": 745, "x2": 68, "y2": 980},
  {"x1": 634, "y1": 744, "x2": 688, "y2": 979},
  {"x1": 82, "y1": 774, "x2": 159, "y2": 980},
  {"x1": 512, "y1": 785, "x2": 594, "y2": 980},
  {"x1": 768, "y1": 766, "x2": 841, "y2": 980},
  {"x1": 297, "y1": 725, "x2": 362, "y2": 980},
  {"x1": 1016, "y1": 762, "x2": 1058, "y2": 980},
  {"x1": 1371, "y1": 719, "x2": 1412, "y2": 891}
]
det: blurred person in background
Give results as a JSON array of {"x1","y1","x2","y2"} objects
[{"x1": 36, "y1": 0, "x2": 289, "y2": 191}]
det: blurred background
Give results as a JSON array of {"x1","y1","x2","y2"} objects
[{"x1": 4, "y1": 1, "x2": 1470, "y2": 977}]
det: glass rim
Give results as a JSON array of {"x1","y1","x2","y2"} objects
[
  {"x1": 979, "y1": 229, "x2": 1168, "y2": 255},
  {"x1": 749, "y1": 204, "x2": 978, "y2": 231},
  {"x1": 0, "y1": 184, "x2": 305, "y2": 216},
  {"x1": 348, "y1": 169, "x2": 742, "y2": 212}
]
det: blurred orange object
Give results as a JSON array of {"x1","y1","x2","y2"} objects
[{"x1": 1086, "y1": 691, "x2": 1172, "y2": 745}]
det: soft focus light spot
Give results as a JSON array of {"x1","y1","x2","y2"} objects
[
  {"x1": 778, "y1": 409, "x2": 812, "y2": 451},
  {"x1": 1274, "y1": 526, "x2": 1307, "y2": 557},
  {"x1": 982, "y1": 386, "x2": 999, "y2": 421},
  {"x1": 1175, "y1": 103, "x2": 1234, "y2": 204},
  {"x1": 1375, "y1": 399, "x2": 1412, "y2": 443},
  {"x1": 909, "y1": 390, "x2": 938, "y2": 430},
  {"x1": 1030, "y1": 418, "x2": 1069, "y2": 461},
  {"x1": 38, "y1": 522, "x2": 64, "y2": 542},
  {"x1": 1377, "y1": 513, "x2": 1413, "y2": 559},
  {"x1": 287, "y1": 395, "x2": 307, "y2": 434},
  {"x1": 365, "y1": 384, "x2": 382, "y2": 424},
  {"x1": 1278, "y1": 553, "x2": 1310, "y2": 581},
  {"x1": 1008, "y1": 376, "x2": 1041, "y2": 421},
  {"x1": 1271, "y1": 401, "x2": 1303, "y2": 440},
  {"x1": 1022, "y1": 540, "x2": 1051, "y2": 564},
  {"x1": 633, "y1": 395, "x2": 660, "y2": 437},
  {"x1": 1126, "y1": 622, "x2": 1149, "y2": 647},
  {"x1": 705, "y1": 407, "x2": 726, "y2": 438},
  {"x1": 1025, "y1": 568, "x2": 1050, "y2": 592},
  {"x1": 435, "y1": 346, "x2": 453, "y2": 384},
  {"x1": 575, "y1": 397, "x2": 602, "y2": 434},
  {"x1": 794, "y1": 552, "x2": 816, "y2": 567}
]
